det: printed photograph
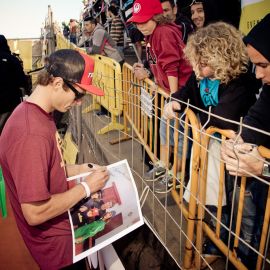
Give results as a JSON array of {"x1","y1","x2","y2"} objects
[{"x1": 67, "y1": 159, "x2": 144, "y2": 263}]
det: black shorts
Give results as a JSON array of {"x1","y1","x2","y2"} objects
[{"x1": 127, "y1": 23, "x2": 144, "y2": 44}]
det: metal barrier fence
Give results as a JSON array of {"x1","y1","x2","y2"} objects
[
  {"x1": 121, "y1": 63, "x2": 270, "y2": 269},
  {"x1": 89, "y1": 55, "x2": 124, "y2": 134},
  {"x1": 54, "y1": 31, "x2": 270, "y2": 269},
  {"x1": 193, "y1": 127, "x2": 270, "y2": 270},
  {"x1": 122, "y1": 63, "x2": 202, "y2": 268}
]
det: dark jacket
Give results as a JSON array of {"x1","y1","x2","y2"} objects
[
  {"x1": 0, "y1": 35, "x2": 28, "y2": 113},
  {"x1": 242, "y1": 85, "x2": 270, "y2": 148},
  {"x1": 171, "y1": 72, "x2": 258, "y2": 131},
  {"x1": 241, "y1": 14, "x2": 270, "y2": 148}
]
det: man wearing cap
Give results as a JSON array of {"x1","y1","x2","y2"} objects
[
  {"x1": 220, "y1": 14, "x2": 270, "y2": 268},
  {"x1": 0, "y1": 49, "x2": 109, "y2": 270}
]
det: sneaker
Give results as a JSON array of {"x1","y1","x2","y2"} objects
[
  {"x1": 143, "y1": 161, "x2": 166, "y2": 181},
  {"x1": 154, "y1": 170, "x2": 182, "y2": 194},
  {"x1": 202, "y1": 239, "x2": 223, "y2": 258},
  {"x1": 154, "y1": 171, "x2": 174, "y2": 194}
]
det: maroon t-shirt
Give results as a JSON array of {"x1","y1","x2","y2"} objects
[{"x1": 0, "y1": 102, "x2": 72, "y2": 269}]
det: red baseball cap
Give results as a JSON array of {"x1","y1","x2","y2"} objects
[
  {"x1": 127, "y1": 0, "x2": 163, "y2": 23},
  {"x1": 45, "y1": 49, "x2": 104, "y2": 96},
  {"x1": 76, "y1": 52, "x2": 104, "y2": 96}
]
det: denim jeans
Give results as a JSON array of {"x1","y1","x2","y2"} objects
[{"x1": 227, "y1": 176, "x2": 268, "y2": 269}]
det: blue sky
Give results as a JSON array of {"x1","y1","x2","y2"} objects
[{"x1": 0, "y1": 0, "x2": 83, "y2": 38}]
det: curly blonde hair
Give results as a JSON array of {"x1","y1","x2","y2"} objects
[{"x1": 184, "y1": 22, "x2": 249, "y2": 84}]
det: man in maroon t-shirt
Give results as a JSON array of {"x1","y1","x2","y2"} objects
[{"x1": 0, "y1": 49, "x2": 109, "y2": 270}]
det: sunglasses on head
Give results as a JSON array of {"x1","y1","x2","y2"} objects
[
  {"x1": 63, "y1": 79, "x2": 86, "y2": 100},
  {"x1": 189, "y1": 0, "x2": 203, "y2": 6}
]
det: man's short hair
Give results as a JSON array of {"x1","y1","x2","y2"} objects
[
  {"x1": 45, "y1": 49, "x2": 85, "y2": 83},
  {"x1": 160, "y1": 0, "x2": 175, "y2": 7},
  {"x1": 83, "y1": 16, "x2": 97, "y2": 25}
]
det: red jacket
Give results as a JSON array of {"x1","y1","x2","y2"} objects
[{"x1": 146, "y1": 23, "x2": 192, "y2": 93}]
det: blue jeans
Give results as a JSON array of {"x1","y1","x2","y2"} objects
[
  {"x1": 159, "y1": 115, "x2": 185, "y2": 157},
  {"x1": 228, "y1": 177, "x2": 268, "y2": 269}
]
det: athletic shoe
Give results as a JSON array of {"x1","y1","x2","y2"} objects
[{"x1": 143, "y1": 161, "x2": 166, "y2": 181}]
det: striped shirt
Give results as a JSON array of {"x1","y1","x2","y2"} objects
[
  {"x1": 123, "y1": 0, "x2": 134, "y2": 21},
  {"x1": 110, "y1": 16, "x2": 124, "y2": 47}
]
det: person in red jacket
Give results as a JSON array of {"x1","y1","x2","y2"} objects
[
  {"x1": 130, "y1": 0, "x2": 192, "y2": 93},
  {"x1": 129, "y1": 0, "x2": 192, "y2": 184}
]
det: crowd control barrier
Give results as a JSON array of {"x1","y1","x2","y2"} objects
[
  {"x1": 86, "y1": 55, "x2": 124, "y2": 134},
  {"x1": 54, "y1": 31, "x2": 270, "y2": 269},
  {"x1": 122, "y1": 62, "x2": 202, "y2": 268},
  {"x1": 195, "y1": 127, "x2": 270, "y2": 270}
]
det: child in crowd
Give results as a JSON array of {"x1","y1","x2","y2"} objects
[
  {"x1": 129, "y1": 0, "x2": 192, "y2": 189},
  {"x1": 163, "y1": 22, "x2": 258, "y2": 254}
]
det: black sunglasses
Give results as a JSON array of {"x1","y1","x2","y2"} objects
[{"x1": 63, "y1": 79, "x2": 86, "y2": 101}]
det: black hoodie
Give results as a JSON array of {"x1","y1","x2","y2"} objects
[
  {"x1": 241, "y1": 14, "x2": 270, "y2": 148},
  {"x1": 0, "y1": 35, "x2": 28, "y2": 113},
  {"x1": 171, "y1": 71, "x2": 258, "y2": 131}
]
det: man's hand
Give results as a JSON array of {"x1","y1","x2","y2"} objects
[
  {"x1": 163, "y1": 101, "x2": 181, "y2": 120},
  {"x1": 221, "y1": 140, "x2": 264, "y2": 176},
  {"x1": 133, "y1": 62, "x2": 149, "y2": 81},
  {"x1": 85, "y1": 166, "x2": 109, "y2": 194}
]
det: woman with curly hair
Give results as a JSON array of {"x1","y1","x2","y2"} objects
[
  {"x1": 164, "y1": 21, "x2": 258, "y2": 131},
  {"x1": 163, "y1": 21, "x2": 259, "y2": 256}
]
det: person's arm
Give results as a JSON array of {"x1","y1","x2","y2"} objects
[
  {"x1": 208, "y1": 82, "x2": 256, "y2": 130},
  {"x1": 21, "y1": 167, "x2": 109, "y2": 226},
  {"x1": 242, "y1": 85, "x2": 270, "y2": 147},
  {"x1": 154, "y1": 27, "x2": 183, "y2": 92},
  {"x1": 167, "y1": 76, "x2": 178, "y2": 94},
  {"x1": 65, "y1": 163, "x2": 100, "y2": 177},
  {"x1": 132, "y1": 62, "x2": 150, "y2": 81},
  {"x1": 163, "y1": 74, "x2": 197, "y2": 119},
  {"x1": 77, "y1": 34, "x2": 89, "y2": 48},
  {"x1": 88, "y1": 29, "x2": 105, "y2": 55}
]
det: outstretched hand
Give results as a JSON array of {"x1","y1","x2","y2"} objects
[
  {"x1": 132, "y1": 62, "x2": 149, "y2": 81},
  {"x1": 163, "y1": 101, "x2": 181, "y2": 120},
  {"x1": 221, "y1": 140, "x2": 263, "y2": 176}
]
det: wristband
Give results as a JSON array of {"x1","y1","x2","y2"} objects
[{"x1": 80, "y1": 182, "x2": 91, "y2": 198}]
